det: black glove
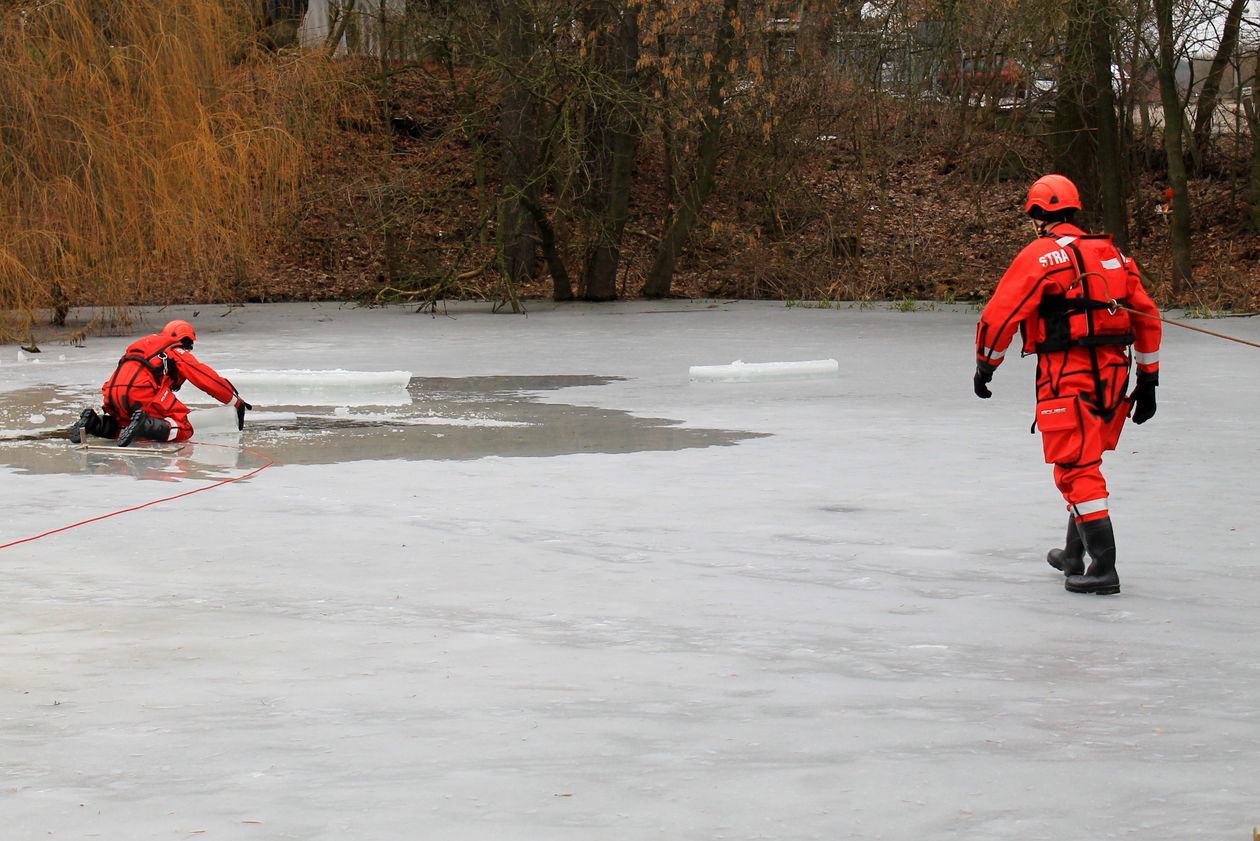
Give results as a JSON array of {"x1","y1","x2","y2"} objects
[
  {"x1": 974, "y1": 361, "x2": 996, "y2": 399},
  {"x1": 1130, "y1": 372, "x2": 1157, "y2": 424},
  {"x1": 235, "y1": 399, "x2": 253, "y2": 431}
]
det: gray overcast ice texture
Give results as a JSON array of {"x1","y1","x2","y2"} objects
[{"x1": 0, "y1": 300, "x2": 1257, "y2": 841}]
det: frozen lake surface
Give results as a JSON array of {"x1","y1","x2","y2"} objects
[{"x1": 1, "y1": 300, "x2": 1257, "y2": 840}]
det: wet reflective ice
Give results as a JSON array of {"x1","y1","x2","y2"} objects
[
  {"x1": 1, "y1": 301, "x2": 1257, "y2": 841},
  {"x1": 0, "y1": 374, "x2": 763, "y2": 478}
]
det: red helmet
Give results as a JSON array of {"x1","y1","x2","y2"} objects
[
  {"x1": 163, "y1": 319, "x2": 196, "y2": 345},
  {"x1": 1024, "y1": 174, "x2": 1081, "y2": 215}
]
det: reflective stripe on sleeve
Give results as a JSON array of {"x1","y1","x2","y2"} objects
[
  {"x1": 1133, "y1": 350, "x2": 1159, "y2": 365},
  {"x1": 1100, "y1": 258, "x2": 1122, "y2": 270},
  {"x1": 1056, "y1": 236, "x2": 1077, "y2": 247}
]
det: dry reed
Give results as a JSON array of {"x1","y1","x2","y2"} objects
[{"x1": 0, "y1": 0, "x2": 349, "y2": 341}]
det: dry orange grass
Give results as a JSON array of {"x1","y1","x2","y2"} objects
[{"x1": 0, "y1": 0, "x2": 353, "y2": 341}]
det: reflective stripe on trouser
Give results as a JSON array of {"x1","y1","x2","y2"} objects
[
  {"x1": 1068, "y1": 494, "x2": 1108, "y2": 519},
  {"x1": 1069, "y1": 496, "x2": 1109, "y2": 523},
  {"x1": 1052, "y1": 462, "x2": 1111, "y2": 520},
  {"x1": 160, "y1": 415, "x2": 192, "y2": 442}
]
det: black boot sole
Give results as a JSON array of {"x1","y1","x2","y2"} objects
[
  {"x1": 116, "y1": 413, "x2": 146, "y2": 447},
  {"x1": 68, "y1": 409, "x2": 96, "y2": 444},
  {"x1": 1064, "y1": 579, "x2": 1121, "y2": 595}
]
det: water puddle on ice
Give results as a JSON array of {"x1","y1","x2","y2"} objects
[{"x1": 0, "y1": 375, "x2": 765, "y2": 478}]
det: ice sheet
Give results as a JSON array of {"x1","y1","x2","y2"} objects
[
  {"x1": 211, "y1": 368, "x2": 413, "y2": 406},
  {"x1": 1, "y1": 300, "x2": 1257, "y2": 841},
  {"x1": 187, "y1": 404, "x2": 241, "y2": 432},
  {"x1": 689, "y1": 357, "x2": 840, "y2": 382}
]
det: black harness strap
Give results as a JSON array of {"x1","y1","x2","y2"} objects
[
  {"x1": 105, "y1": 339, "x2": 183, "y2": 417},
  {"x1": 116, "y1": 339, "x2": 182, "y2": 381},
  {"x1": 1068, "y1": 241, "x2": 1124, "y2": 421},
  {"x1": 1035, "y1": 293, "x2": 1134, "y2": 352},
  {"x1": 1034, "y1": 240, "x2": 1134, "y2": 355}
]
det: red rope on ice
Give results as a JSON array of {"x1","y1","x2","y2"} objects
[{"x1": 0, "y1": 441, "x2": 275, "y2": 551}]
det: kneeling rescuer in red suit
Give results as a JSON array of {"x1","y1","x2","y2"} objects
[{"x1": 69, "y1": 320, "x2": 252, "y2": 447}]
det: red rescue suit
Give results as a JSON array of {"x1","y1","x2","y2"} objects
[
  {"x1": 975, "y1": 222, "x2": 1161, "y2": 521},
  {"x1": 101, "y1": 333, "x2": 242, "y2": 443}
]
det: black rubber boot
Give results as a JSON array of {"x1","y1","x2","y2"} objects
[
  {"x1": 1046, "y1": 515, "x2": 1086, "y2": 576},
  {"x1": 69, "y1": 408, "x2": 117, "y2": 443},
  {"x1": 1065, "y1": 516, "x2": 1120, "y2": 595},
  {"x1": 116, "y1": 410, "x2": 172, "y2": 447},
  {"x1": 68, "y1": 408, "x2": 100, "y2": 444}
]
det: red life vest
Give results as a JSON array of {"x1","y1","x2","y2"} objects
[
  {"x1": 102, "y1": 334, "x2": 186, "y2": 417},
  {"x1": 1025, "y1": 233, "x2": 1136, "y2": 354},
  {"x1": 115, "y1": 335, "x2": 185, "y2": 383}
]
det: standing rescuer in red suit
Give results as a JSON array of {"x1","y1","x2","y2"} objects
[
  {"x1": 974, "y1": 174, "x2": 1162, "y2": 595},
  {"x1": 68, "y1": 319, "x2": 252, "y2": 447}
]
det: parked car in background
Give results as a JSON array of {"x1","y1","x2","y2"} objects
[
  {"x1": 1005, "y1": 70, "x2": 1056, "y2": 113},
  {"x1": 935, "y1": 56, "x2": 1025, "y2": 101}
]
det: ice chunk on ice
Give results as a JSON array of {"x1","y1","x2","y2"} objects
[
  {"x1": 689, "y1": 359, "x2": 840, "y2": 383},
  {"x1": 188, "y1": 404, "x2": 241, "y2": 432},
  {"x1": 205, "y1": 369, "x2": 413, "y2": 406},
  {"x1": 220, "y1": 369, "x2": 411, "y2": 390}
]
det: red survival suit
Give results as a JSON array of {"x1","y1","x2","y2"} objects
[
  {"x1": 975, "y1": 221, "x2": 1161, "y2": 522},
  {"x1": 102, "y1": 332, "x2": 242, "y2": 443}
]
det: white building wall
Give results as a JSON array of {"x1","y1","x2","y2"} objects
[{"x1": 299, "y1": 0, "x2": 408, "y2": 56}]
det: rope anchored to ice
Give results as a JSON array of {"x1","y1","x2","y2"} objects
[{"x1": 0, "y1": 441, "x2": 274, "y2": 551}]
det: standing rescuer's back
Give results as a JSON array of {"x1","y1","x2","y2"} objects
[{"x1": 973, "y1": 174, "x2": 1162, "y2": 596}]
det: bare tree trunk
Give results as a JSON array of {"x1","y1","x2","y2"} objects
[
  {"x1": 578, "y1": 2, "x2": 640, "y2": 302},
  {"x1": 1245, "y1": 80, "x2": 1260, "y2": 232},
  {"x1": 649, "y1": 6, "x2": 677, "y2": 209},
  {"x1": 1191, "y1": 0, "x2": 1246, "y2": 166},
  {"x1": 796, "y1": 1, "x2": 835, "y2": 60},
  {"x1": 325, "y1": 0, "x2": 359, "y2": 52},
  {"x1": 641, "y1": 0, "x2": 737, "y2": 298},
  {"x1": 496, "y1": 0, "x2": 539, "y2": 311},
  {"x1": 1089, "y1": 0, "x2": 1126, "y2": 244},
  {"x1": 1154, "y1": 0, "x2": 1191, "y2": 293},
  {"x1": 1053, "y1": 0, "x2": 1096, "y2": 204},
  {"x1": 522, "y1": 195, "x2": 572, "y2": 298},
  {"x1": 1054, "y1": 0, "x2": 1124, "y2": 241}
]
